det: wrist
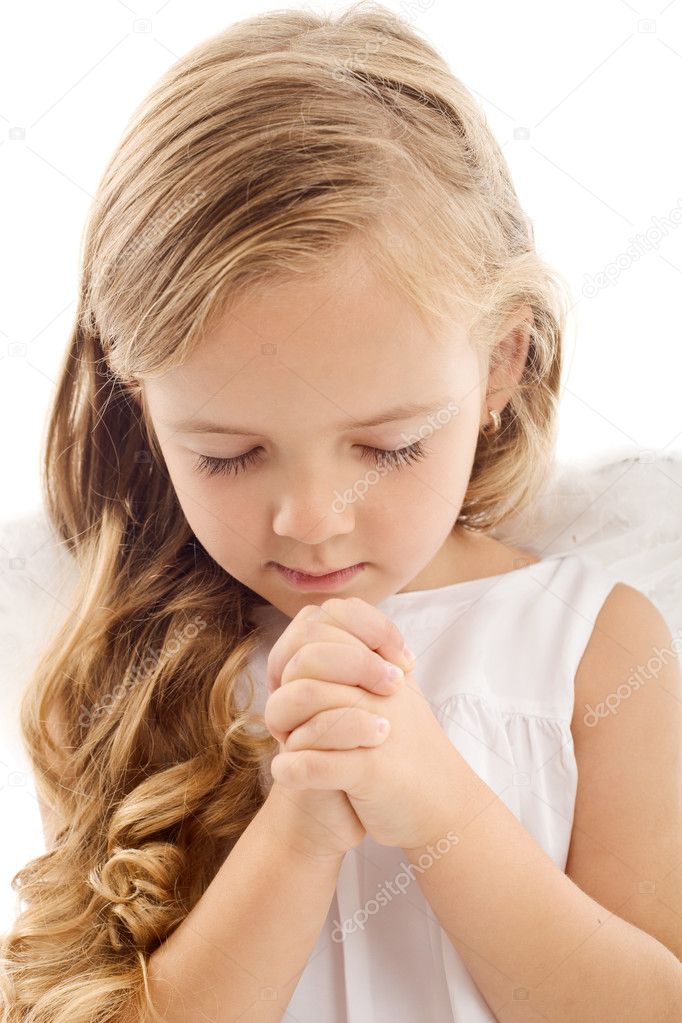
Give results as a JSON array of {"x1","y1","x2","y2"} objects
[
  {"x1": 403, "y1": 746, "x2": 487, "y2": 858},
  {"x1": 259, "y1": 784, "x2": 348, "y2": 871}
]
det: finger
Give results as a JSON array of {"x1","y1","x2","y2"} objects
[
  {"x1": 267, "y1": 596, "x2": 415, "y2": 693},
  {"x1": 266, "y1": 611, "x2": 368, "y2": 696},
  {"x1": 280, "y1": 640, "x2": 406, "y2": 696},
  {"x1": 283, "y1": 706, "x2": 391, "y2": 752},
  {"x1": 270, "y1": 747, "x2": 365, "y2": 791},
  {"x1": 264, "y1": 677, "x2": 377, "y2": 739},
  {"x1": 266, "y1": 606, "x2": 344, "y2": 694},
  {"x1": 318, "y1": 596, "x2": 415, "y2": 671}
]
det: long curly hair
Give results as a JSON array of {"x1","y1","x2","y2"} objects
[{"x1": 0, "y1": 3, "x2": 570, "y2": 1019}]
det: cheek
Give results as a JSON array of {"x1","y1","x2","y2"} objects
[
  {"x1": 163, "y1": 458, "x2": 258, "y2": 551},
  {"x1": 196, "y1": 486, "x2": 257, "y2": 533},
  {"x1": 395, "y1": 439, "x2": 475, "y2": 537},
  {"x1": 176, "y1": 488, "x2": 265, "y2": 580}
]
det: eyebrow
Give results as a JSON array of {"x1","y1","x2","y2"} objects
[{"x1": 166, "y1": 397, "x2": 453, "y2": 436}]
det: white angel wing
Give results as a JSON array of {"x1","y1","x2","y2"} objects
[
  {"x1": 491, "y1": 444, "x2": 682, "y2": 640},
  {"x1": 0, "y1": 507, "x2": 80, "y2": 728},
  {"x1": 3, "y1": 445, "x2": 682, "y2": 715},
  {"x1": 1, "y1": 446, "x2": 681, "y2": 929},
  {"x1": 0, "y1": 508, "x2": 80, "y2": 930}
]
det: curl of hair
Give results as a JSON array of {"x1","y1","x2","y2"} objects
[{"x1": 0, "y1": 2, "x2": 570, "y2": 1019}]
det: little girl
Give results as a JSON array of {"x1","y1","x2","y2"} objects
[{"x1": 2, "y1": 4, "x2": 681, "y2": 1022}]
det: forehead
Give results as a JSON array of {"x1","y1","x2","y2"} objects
[
  {"x1": 143, "y1": 249, "x2": 474, "y2": 429},
  {"x1": 191, "y1": 250, "x2": 455, "y2": 364}
]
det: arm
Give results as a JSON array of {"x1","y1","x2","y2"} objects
[
  {"x1": 37, "y1": 706, "x2": 344, "y2": 1022},
  {"x1": 403, "y1": 758, "x2": 682, "y2": 1022},
  {"x1": 117, "y1": 781, "x2": 344, "y2": 1023},
  {"x1": 402, "y1": 582, "x2": 682, "y2": 1022}
]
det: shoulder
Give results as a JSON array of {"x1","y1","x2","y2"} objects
[
  {"x1": 572, "y1": 582, "x2": 681, "y2": 723},
  {"x1": 567, "y1": 582, "x2": 682, "y2": 959}
]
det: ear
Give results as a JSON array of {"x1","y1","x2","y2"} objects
[
  {"x1": 481, "y1": 303, "x2": 533, "y2": 423},
  {"x1": 122, "y1": 378, "x2": 143, "y2": 410}
]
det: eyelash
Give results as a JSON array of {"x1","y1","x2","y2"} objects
[{"x1": 192, "y1": 440, "x2": 429, "y2": 479}]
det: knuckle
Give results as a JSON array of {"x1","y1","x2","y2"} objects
[
  {"x1": 329, "y1": 707, "x2": 366, "y2": 745},
  {"x1": 286, "y1": 649, "x2": 303, "y2": 675},
  {"x1": 369, "y1": 648, "x2": 388, "y2": 677},
  {"x1": 316, "y1": 706, "x2": 341, "y2": 738},
  {"x1": 336, "y1": 706, "x2": 361, "y2": 741},
  {"x1": 362, "y1": 709, "x2": 382, "y2": 741},
  {"x1": 299, "y1": 617, "x2": 322, "y2": 642},
  {"x1": 298, "y1": 604, "x2": 321, "y2": 619},
  {"x1": 290, "y1": 677, "x2": 316, "y2": 709},
  {"x1": 319, "y1": 597, "x2": 349, "y2": 622},
  {"x1": 300, "y1": 751, "x2": 320, "y2": 784},
  {"x1": 283, "y1": 727, "x2": 302, "y2": 751},
  {"x1": 281, "y1": 647, "x2": 306, "y2": 684},
  {"x1": 263, "y1": 695, "x2": 281, "y2": 732},
  {"x1": 265, "y1": 677, "x2": 313, "y2": 730},
  {"x1": 382, "y1": 615, "x2": 404, "y2": 647}
]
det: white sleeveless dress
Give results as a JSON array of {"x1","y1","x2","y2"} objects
[
  {"x1": 243, "y1": 551, "x2": 624, "y2": 1022},
  {"x1": 0, "y1": 511, "x2": 637, "y2": 1015}
]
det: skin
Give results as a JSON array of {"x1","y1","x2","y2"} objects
[{"x1": 133, "y1": 242, "x2": 535, "y2": 617}]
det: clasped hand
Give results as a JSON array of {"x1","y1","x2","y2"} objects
[{"x1": 263, "y1": 596, "x2": 464, "y2": 850}]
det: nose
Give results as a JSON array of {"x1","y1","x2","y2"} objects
[{"x1": 272, "y1": 470, "x2": 356, "y2": 545}]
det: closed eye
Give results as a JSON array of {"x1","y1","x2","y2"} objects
[{"x1": 192, "y1": 440, "x2": 429, "y2": 479}]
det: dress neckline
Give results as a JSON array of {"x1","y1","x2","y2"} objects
[{"x1": 375, "y1": 551, "x2": 558, "y2": 613}]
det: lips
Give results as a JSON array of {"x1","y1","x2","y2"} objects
[
  {"x1": 275, "y1": 563, "x2": 357, "y2": 577},
  {"x1": 274, "y1": 562, "x2": 366, "y2": 590}
]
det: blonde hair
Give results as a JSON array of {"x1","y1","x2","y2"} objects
[{"x1": 0, "y1": 3, "x2": 570, "y2": 1019}]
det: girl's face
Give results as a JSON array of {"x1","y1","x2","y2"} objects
[{"x1": 140, "y1": 245, "x2": 492, "y2": 617}]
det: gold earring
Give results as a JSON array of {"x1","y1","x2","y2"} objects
[{"x1": 482, "y1": 407, "x2": 502, "y2": 433}]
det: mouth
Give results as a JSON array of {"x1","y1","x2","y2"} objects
[
  {"x1": 272, "y1": 562, "x2": 366, "y2": 590},
  {"x1": 274, "y1": 563, "x2": 358, "y2": 577}
]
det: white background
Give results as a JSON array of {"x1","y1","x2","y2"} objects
[{"x1": 1, "y1": 0, "x2": 682, "y2": 931}]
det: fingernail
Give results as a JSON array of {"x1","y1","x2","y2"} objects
[
  {"x1": 375, "y1": 716, "x2": 391, "y2": 734},
  {"x1": 386, "y1": 662, "x2": 404, "y2": 680}
]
